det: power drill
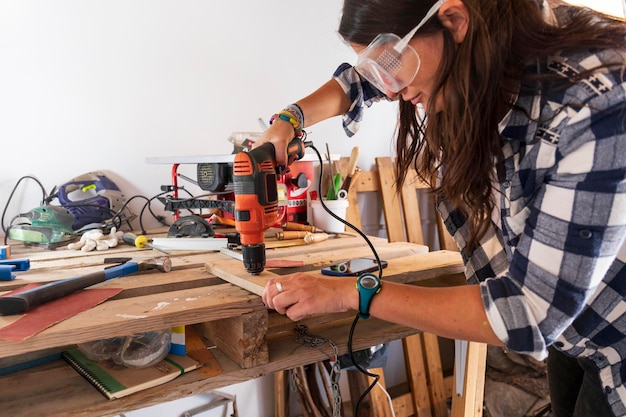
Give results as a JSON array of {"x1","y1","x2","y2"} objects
[{"x1": 233, "y1": 137, "x2": 310, "y2": 274}]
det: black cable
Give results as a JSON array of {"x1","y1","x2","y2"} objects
[
  {"x1": 348, "y1": 313, "x2": 381, "y2": 413},
  {"x1": 309, "y1": 144, "x2": 384, "y2": 279},
  {"x1": 309, "y1": 143, "x2": 383, "y2": 416},
  {"x1": 135, "y1": 191, "x2": 173, "y2": 234},
  {"x1": 140, "y1": 188, "x2": 233, "y2": 234},
  {"x1": 2, "y1": 175, "x2": 183, "y2": 242},
  {"x1": 1, "y1": 176, "x2": 48, "y2": 234}
]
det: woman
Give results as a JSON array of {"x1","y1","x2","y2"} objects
[{"x1": 259, "y1": 0, "x2": 626, "y2": 415}]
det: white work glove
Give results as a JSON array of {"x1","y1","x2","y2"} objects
[{"x1": 67, "y1": 227, "x2": 123, "y2": 252}]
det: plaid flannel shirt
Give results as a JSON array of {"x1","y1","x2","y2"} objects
[{"x1": 333, "y1": 21, "x2": 626, "y2": 417}]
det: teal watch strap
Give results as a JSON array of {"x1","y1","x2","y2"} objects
[{"x1": 357, "y1": 273, "x2": 381, "y2": 319}]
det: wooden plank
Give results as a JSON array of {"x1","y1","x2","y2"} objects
[
  {"x1": 369, "y1": 367, "x2": 393, "y2": 417},
  {"x1": 0, "y1": 315, "x2": 421, "y2": 417},
  {"x1": 399, "y1": 167, "x2": 430, "y2": 245},
  {"x1": 0, "y1": 233, "x2": 367, "y2": 290},
  {"x1": 346, "y1": 171, "x2": 380, "y2": 230},
  {"x1": 274, "y1": 370, "x2": 290, "y2": 417},
  {"x1": 391, "y1": 392, "x2": 414, "y2": 417},
  {"x1": 402, "y1": 333, "x2": 433, "y2": 417},
  {"x1": 0, "y1": 229, "x2": 467, "y2": 417},
  {"x1": 450, "y1": 341, "x2": 487, "y2": 417},
  {"x1": 423, "y1": 333, "x2": 447, "y2": 417},
  {"x1": 206, "y1": 242, "x2": 433, "y2": 296},
  {"x1": 348, "y1": 370, "x2": 374, "y2": 416},
  {"x1": 0, "y1": 282, "x2": 263, "y2": 359},
  {"x1": 0, "y1": 248, "x2": 229, "y2": 290},
  {"x1": 375, "y1": 157, "x2": 406, "y2": 243}
]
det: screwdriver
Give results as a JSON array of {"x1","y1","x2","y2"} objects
[
  {"x1": 122, "y1": 232, "x2": 152, "y2": 249},
  {"x1": 123, "y1": 232, "x2": 171, "y2": 254}
]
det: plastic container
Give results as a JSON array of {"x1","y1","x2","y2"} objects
[
  {"x1": 78, "y1": 330, "x2": 172, "y2": 368},
  {"x1": 310, "y1": 199, "x2": 349, "y2": 233}
]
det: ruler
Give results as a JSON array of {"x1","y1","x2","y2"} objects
[{"x1": 151, "y1": 238, "x2": 230, "y2": 251}]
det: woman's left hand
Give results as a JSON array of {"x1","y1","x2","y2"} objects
[{"x1": 262, "y1": 272, "x2": 357, "y2": 321}]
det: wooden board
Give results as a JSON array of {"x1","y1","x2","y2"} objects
[
  {"x1": 206, "y1": 240, "x2": 433, "y2": 296},
  {"x1": 207, "y1": 245, "x2": 461, "y2": 296},
  {"x1": 0, "y1": 282, "x2": 263, "y2": 359},
  {"x1": 0, "y1": 232, "x2": 467, "y2": 417},
  {"x1": 0, "y1": 316, "x2": 421, "y2": 417}
]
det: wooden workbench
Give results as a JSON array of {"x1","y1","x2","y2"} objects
[{"x1": 0, "y1": 231, "x2": 465, "y2": 417}]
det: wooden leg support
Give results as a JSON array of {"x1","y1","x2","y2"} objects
[
  {"x1": 402, "y1": 333, "x2": 433, "y2": 417},
  {"x1": 422, "y1": 333, "x2": 448, "y2": 417},
  {"x1": 275, "y1": 370, "x2": 290, "y2": 417},
  {"x1": 450, "y1": 341, "x2": 487, "y2": 417},
  {"x1": 350, "y1": 333, "x2": 447, "y2": 417},
  {"x1": 196, "y1": 309, "x2": 269, "y2": 369}
]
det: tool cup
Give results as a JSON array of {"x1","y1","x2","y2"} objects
[{"x1": 310, "y1": 198, "x2": 349, "y2": 234}]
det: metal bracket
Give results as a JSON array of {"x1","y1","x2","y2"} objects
[
  {"x1": 455, "y1": 339, "x2": 469, "y2": 397},
  {"x1": 179, "y1": 391, "x2": 238, "y2": 417}
]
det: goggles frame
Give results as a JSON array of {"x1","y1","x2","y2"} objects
[{"x1": 355, "y1": 0, "x2": 445, "y2": 94}]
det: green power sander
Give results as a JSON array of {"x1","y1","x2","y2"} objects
[{"x1": 7, "y1": 205, "x2": 75, "y2": 247}]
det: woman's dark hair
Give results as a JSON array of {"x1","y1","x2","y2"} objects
[
  {"x1": 339, "y1": 0, "x2": 626, "y2": 252},
  {"x1": 339, "y1": 0, "x2": 445, "y2": 44}
]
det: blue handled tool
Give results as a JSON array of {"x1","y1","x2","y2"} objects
[
  {"x1": 0, "y1": 265, "x2": 16, "y2": 281},
  {"x1": 0, "y1": 256, "x2": 171, "y2": 315},
  {"x1": 0, "y1": 258, "x2": 30, "y2": 272}
]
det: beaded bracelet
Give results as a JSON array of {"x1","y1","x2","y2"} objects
[
  {"x1": 269, "y1": 110, "x2": 304, "y2": 137},
  {"x1": 269, "y1": 113, "x2": 298, "y2": 130},
  {"x1": 283, "y1": 103, "x2": 305, "y2": 128},
  {"x1": 278, "y1": 112, "x2": 301, "y2": 130}
]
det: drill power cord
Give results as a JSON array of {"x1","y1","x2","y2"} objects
[
  {"x1": 309, "y1": 144, "x2": 384, "y2": 278},
  {"x1": 310, "y1": 143, "x2": 385, "y2": 416}
]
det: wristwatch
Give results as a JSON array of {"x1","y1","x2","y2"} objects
[{"x1": 356, "y1": 273, "x2": 382, "y2": 319}]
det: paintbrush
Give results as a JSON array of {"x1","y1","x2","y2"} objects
[{"x1": 340, "y1": 146, "x2": 360, "y2": 192}]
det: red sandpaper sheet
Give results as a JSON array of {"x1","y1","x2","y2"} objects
[
  {"x1": 266, "y1": 259, "x2": 305, "y2": 268},
  {"x1": 0, "y1": 284, "x2": 122, "y2": 342}
]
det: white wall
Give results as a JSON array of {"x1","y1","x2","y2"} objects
[
  {"x1": 2, "y1": 1, "x2": 622, "y2": 416},
  {"x1": 0, "y1": 1, "x2": 396, "y2": 416},
  {"x1": 0, "y1": 0, "x2": 398, "y2": 238},
  {"x1": 565, "y1": 0, "x2": 625, "y2": 16}
]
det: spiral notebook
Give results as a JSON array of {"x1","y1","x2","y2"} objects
[{"x1": 62, "y1": 348, "x2": 201, "y2": 400}]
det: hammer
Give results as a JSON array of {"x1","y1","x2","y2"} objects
[{"x1": 0, "y1": 256, "x2": 172, "y2": 316}]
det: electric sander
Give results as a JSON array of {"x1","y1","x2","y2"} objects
[{"x1": 7, "y1": 205, "x2": 75, "y2": 247}]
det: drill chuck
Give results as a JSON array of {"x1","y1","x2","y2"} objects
[{"x1": 242, "y1": 244, "x2": 266, "y2": 275}]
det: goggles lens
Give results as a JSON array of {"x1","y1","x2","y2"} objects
[
  {"x1": 355, "y1": 33, "x2": 420, "y2": 94},
  {"x1": 354, "y1": 0, "x2": 444, "y2": 94}
]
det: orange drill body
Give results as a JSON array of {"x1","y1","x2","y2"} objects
[{"x1": 233, "y1": 138, "x2": 308, "y2": 274}]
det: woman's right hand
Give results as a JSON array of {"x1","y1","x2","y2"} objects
[{"x1": 252, "y1": 118, "x2": 297, "y2": 168}]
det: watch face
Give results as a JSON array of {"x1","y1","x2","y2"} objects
[{"x1": 360, "y1": 275, "x2": 379, "y2": 289}]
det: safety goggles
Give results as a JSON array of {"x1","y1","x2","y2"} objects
[{"x1": 355, "y1": 0, "x2": 445, "y2": 94}]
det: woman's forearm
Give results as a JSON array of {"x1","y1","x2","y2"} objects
[
  {"x1": 295, "y1": 79, "x2": 351, "y2": 127},
  {"x1": 264, "y1": 272, "x2": 505, "y2": 346},
  {"x1": 366, "y1": 281, "x2": 504, "y2": 345}
]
